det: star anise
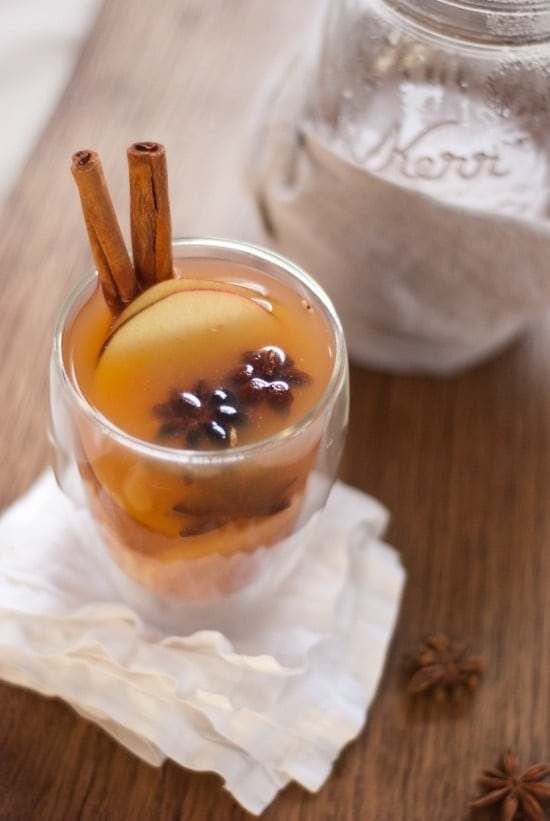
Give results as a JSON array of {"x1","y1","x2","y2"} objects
[
  {"x1": 230, "y1": 346, "x2": 309, "y2": 409},
  {"x1": 153, "y1": 381, "x2": 245, "y2": 448},
  {"x1": 471, "y1": 750, "x2": 550, "y2": 820},
  {"x1": 404, "y1": 633, "x2": 484, "y2": 701},
  {"x1": 173, "y1": 471, "x2": 297, "y2": 535}
]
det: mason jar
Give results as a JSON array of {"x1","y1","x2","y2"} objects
[{"x1": 253, "y1": 0, "x2": 550, "y2": 373}]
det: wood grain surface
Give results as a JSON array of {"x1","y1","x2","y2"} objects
[{"x1": 1, "y1": 1, "x2": 549, "y2": 819}]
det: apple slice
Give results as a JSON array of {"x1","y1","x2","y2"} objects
[
  {"x1": 107, "y1": 277, "x2": 271, "y2": 344},
  {"x1": 110, "y1": 277, "x2": 200, "y2": 335},
  {"x1": 92, "y1": 287, "x2": 276, "y2": 434},
  {"x1": 101, "y1": 287, "x2": 271, "y2": 359}
]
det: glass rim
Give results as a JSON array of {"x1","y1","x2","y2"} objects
[{"x1": 52, "y1": 235, "x2": 348, "y2": 466}]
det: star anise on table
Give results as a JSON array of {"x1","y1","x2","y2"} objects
[
  {"x1": 404, "y1": 633, "x2": 485, "y2": 701},
  {"x1": 153, "y1": 381, "x2": 245, "y2": 448},
  {"x1": 230, "y1": 345, "x2": 309, "y2": 409},
  {"x1": 471, "y1": 750, "x2": 550, "y2": 820}
]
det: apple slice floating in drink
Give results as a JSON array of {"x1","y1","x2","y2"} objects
[
  {"x1": 100, "y1": 286, "x2": 271, "y2": 362},
  {"x1": 105, "y1": 276, "x2": 272, "y2": 342},
  {"x1": 91, "y1": 280, "x2": 277, "y2": 440}
]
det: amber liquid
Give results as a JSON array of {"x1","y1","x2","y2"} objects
[{"x1": 64, "y1": 257, "x2": 334, "y2": 597}]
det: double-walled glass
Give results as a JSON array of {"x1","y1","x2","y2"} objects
[{"x1": 49, "y1": 238, "x2": 348, "y2": 602}]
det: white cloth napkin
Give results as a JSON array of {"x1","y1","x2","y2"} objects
[{"x1": 0, "y1": 469, "x2": 405, "y2": 815}]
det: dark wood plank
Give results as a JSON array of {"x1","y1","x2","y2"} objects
[{"x1": 1, "y1": 0, "x2": 549, "y2": 819}]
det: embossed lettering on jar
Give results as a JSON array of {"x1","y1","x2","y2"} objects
[{"x1": 317, "y1": 0, "x2": 550, "y2": 216}]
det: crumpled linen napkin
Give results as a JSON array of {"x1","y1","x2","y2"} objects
[{"x1": 0, "y1": 470, "x2": 405, "y2": 815}]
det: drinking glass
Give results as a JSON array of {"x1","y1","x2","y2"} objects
[{"x1": 49, "y1": 238, "x2": 349, "y2": 602}]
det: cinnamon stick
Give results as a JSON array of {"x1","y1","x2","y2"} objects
[
  {"x1": 71, "y1": 150, "x2": 138, "y2": 313},
  {"x1": 127, "y1": 142, "x2": 173, "y2": 288}
]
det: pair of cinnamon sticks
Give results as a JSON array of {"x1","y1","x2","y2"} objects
[{"x1": 71, "y1": 142, "x2": 173, "y2": 314}]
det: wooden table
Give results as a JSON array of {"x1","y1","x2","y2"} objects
[{"x1": 1, "y1": 1, "x2": 549, "y2": 818}]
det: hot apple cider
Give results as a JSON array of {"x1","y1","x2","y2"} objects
[
  {"x1": 50, "y1": 147, "x2": 347, "y2": 600},
  {"x1": 69, "y1": 258, "x2": 333, "y2": 451}
]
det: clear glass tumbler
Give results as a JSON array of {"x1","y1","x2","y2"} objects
[{"x1": 49, "y1": 238, "x2": 349, "y2": 602}]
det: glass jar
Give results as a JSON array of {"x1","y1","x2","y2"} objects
[
  {"x1": 316, "y1": 0, "x2": 550, "y2": 218},
  {"x1": 253, "y1": 0, "x2": 550, "y2": 373}
]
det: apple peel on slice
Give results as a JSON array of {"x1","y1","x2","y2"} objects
[
  {"x1": 101, "y1": 287, "x2": 270, "y2": 354},
  {"x1": 93, "y1": 286, "x2": 276, "y2": 412},
  {"x1": 106, "y1": 276, "x2": 272, "y2": 344}
]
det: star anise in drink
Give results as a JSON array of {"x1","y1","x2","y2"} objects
[
  {"x1": 471, "y1": 750, "x2": 550, "y2": 820},
  {"x1": 153, "y1": 381, "x2": 245, "y2": 448},
  {"x1": 404, "y1": 633, "x2": 484, "y2": 701},
  {"x1": 230, "y1": 346, "x2": 309, "y2": 409},
  {"x1": 173, "y1": 471, "x2": 298, "y2": 535}
]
